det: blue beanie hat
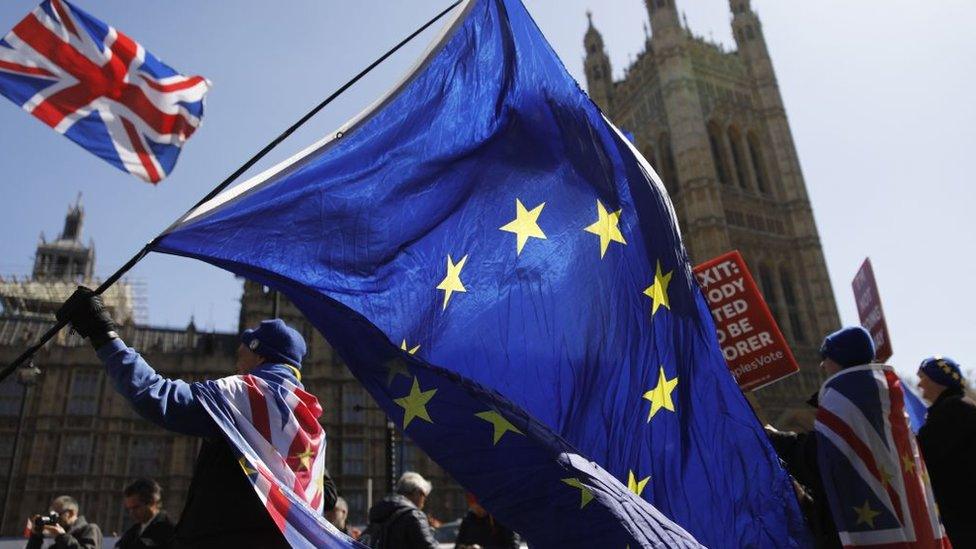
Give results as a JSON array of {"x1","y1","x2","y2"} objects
[
  {"x1": 919, "y1": 356, "x2": 964, "y2": 389},
  {"x1": 241, "y1": 319, "x2": 307, "y2": 368},
  {"x1": 819, "y1": 326, "x2": 875, "y2": 368}
]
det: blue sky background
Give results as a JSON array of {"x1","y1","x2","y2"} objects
[{"x1": 0, "y1": 1, "x2": 973, "y2": 380}]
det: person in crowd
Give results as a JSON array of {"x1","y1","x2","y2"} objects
[
  {"x1": 916, "y1": 356, "x2": 976, "y2": 547},
  {"x1": 116, "y1": 478, "x2": 175, "y2": 549},
  {"x1": 26, "y1": 495, "x2": 102, "y2": 549},
  {"x1": 326, "y1": 496, "x2": 355, "y2": 537},
  {"x1": 362, "y1": 472, "x2": 437, "y2": 548},
  {"x1": 766, "y1": 327, "x2": 948, "y2": 548},
  {"x1": 764, "y1": 327, "x2": 879, "y2": 548},
  {"x1": 56, "y1": 288, "x2": 337, "y2": 548},
  {"x1": 454, "y1": 493, "x2": 519, "y2": 549}
]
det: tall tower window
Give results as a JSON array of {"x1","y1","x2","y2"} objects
[
  {"x1": 341, "y1": 385, "x2": 366, "y2": 425},
  {"x1": 67, "y1": 370, "x2": 101, "y2": 416},
  {"x1": 707, "y1": 123, "x2": 729, "y2": 185},
  {"x1": 341, "y1": 440, "x2": 366, "y2": 475},
  {"x1": 779, "y1": 268, "x2": 807, "y2": 343},
  {"x1": 58, "y1": 434, "x2": 92, "y2": 475},
  {"x1": 759, "y1": 265, "x2": 787, "y2": 334},
  {"x1": 643, "y1": 145, "x2": 658, "y2": 170},
  {"x1": 727, "y1": 127, "x2": 749, "y2": 190},
  {"x1": 658, "y1": 133, "x2": 679, "y2": 193},
  {"x1": 128, "y1": 438, "x2": 164, "y2": 477},
  {"x1": 747, "y1": 132, "x2": 769, "y2": 194}
]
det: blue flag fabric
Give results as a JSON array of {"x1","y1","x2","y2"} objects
[
  {"x1": 154, "y1": 0, "x2": 809, "y2": 546},
  {"x1": 901, "y1": 378, "x2": 927, "y2": 434}
]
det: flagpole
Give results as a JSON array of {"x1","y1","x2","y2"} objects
[{"x1": 0, "y1": 0, "x2": 463, "y2": 384}]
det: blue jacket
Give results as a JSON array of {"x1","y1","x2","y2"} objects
[
  {"x1": 96, "y1": 338, "x2": 300, "y2": 438},
  {"x1": 95, "y1": 338, "x2": 337, "y2": 544}
]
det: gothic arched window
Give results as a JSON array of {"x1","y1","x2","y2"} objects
[
  {"x1": 779, "y1": 267, "x2": 807, "y2": 343},
  {"x1": 727, "y1": 126, "x2": 749, "y2": 190},
  {"x1": 759, "y1": 265, "x2": 789, "y2": 338},
  {"x1": 747, "y1": 131, "x2": 768, "y2": 194},
  {"x1": 643, "y1": 145, "x2": 658, "y2": 173},
  {"x1": 659, "y1": 133, "x2": 679, "y2": 194},
  {"x1": 707, "y1": 123, "x2": 729, "y2": 185}
]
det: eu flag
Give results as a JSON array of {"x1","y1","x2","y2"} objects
[{"x1": 154, "y1": 0, "x2": 809, "y2": 546}]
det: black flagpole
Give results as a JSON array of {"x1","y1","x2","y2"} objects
[{"x1": 0, "y1": 0, "x2": 463, "y2": 384}]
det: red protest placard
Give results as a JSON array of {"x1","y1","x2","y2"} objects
[
  {"x1": 852, "y1": 258, "x2": 893, "y2": 362},
  {"x1": 694, "y1": 250, "x2": 799, "y2": 392}
]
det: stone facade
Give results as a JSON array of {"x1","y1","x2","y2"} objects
[
  {"x1": 584, "y1": 0, "x2": 841, "y2": 428},
  {"x1": 0, "y1": 316, "x2": 237, "y2": 536}
]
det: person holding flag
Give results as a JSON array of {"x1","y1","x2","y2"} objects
[{"x1": 55, "y1": 288, "x2": 347, "y2": 548}]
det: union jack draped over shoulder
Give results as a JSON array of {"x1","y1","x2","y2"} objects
[
  {"x1": 815, "y1": 364, "x2": 950, "y2": 549},
  {"x1": 0, "y1": 0, "x2": 209, "y2": 183},
  {"x1": 194, "y1": 371, "x2": 361, "y2": 548}
]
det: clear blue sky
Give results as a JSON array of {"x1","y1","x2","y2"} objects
[{"x1": 1, "y1": 1, "x2": 973, "y2": 380}]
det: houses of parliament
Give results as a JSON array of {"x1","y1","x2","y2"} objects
[{"x1": 0, "y1": 0, "x2": 839, "y2": 537}]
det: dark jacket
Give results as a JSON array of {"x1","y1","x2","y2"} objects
[
  {"x1": 766, "y1": 428, "x2": 841, "y2": 549},
  {"x1": 365, "y1": 494, "x2": 437, "y2": 549},
  {"x1": 26, "y1": 515, "x2": 102, "y2": 549},
  {"x1": 96, "y1": 340, "x2": 338, "y2": 547},
  {"x1": 115, "y1": 511, "x2": 175, "y2": 549},
  {"x1": 454, "y1": 511, "x2": 519, "y2": 549},
  {"x1": 765, "y1": 392, "x2": 841, "y2": 549},
  {"x1": 172, "y1": 437, "x2": 288, "y2": 548},
  {"x1": 917, "y1": 387, "x2": 976, "y2": 547}
]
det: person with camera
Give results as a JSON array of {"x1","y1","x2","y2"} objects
[
  {"x1": 56, "y1": 288, "x2": 338, "y2": 548},
  {"x1": 116, "y1": 479, "x2": 175, "y2": 549},
  {"x1": 25, "y1": 495, "x2": 102, "y2": 549}
]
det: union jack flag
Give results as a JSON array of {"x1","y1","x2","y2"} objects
[
  {"x1": 0, "y1": 0, "x2": 209, "y2": 183},
  {"x1": 815, "y1": 364, "x2": 950, "y2": 548},
  {"x1": 195, "y1": 372, "x2": 361, "y2": 548}
]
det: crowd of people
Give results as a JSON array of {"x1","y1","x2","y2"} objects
[
  {"x1": 764, "y1": 326, "x2": 976, "y2": 548},
  {"x1": 39, "y1": 288, "x2": 973, "y2": 548},
  {"x1": 24, "y1": 472, "x2": 520, "y2": 549}
]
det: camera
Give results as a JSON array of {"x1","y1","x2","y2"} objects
[{"x1": 33, "y1": 511, "x2": 59, "y2": 531}]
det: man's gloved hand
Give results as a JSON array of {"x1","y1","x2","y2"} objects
[{"x1": 55, "y1": 286, "x2": 118, "y2": 349}]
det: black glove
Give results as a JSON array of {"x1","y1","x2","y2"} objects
[{"x1": 55, "y1": 286, "x2": 118, "y2": 349}]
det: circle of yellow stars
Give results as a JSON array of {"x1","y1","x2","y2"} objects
[{"x1": 402, "y1": 193, "x2": 682, "y2": 509}]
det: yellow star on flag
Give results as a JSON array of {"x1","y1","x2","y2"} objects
[
  {"x1": 499, "y1": 199, "x2": 547, "y2": 255},
  {"x1": 394, "y1": 377, "x2": 437, "y2": 429},
  {"x1": 642, "y1": 261, "x2": 673, "y2": 316},
  {"x1": 238, "y1": 456, "x2": 257, "y2": 478},
  {"x1": 400, "y1": 339, "x2": 420, "y2": 355},
  {"x1": 901, "y1": 452, "x2": 916, "y2": 473},
  {"x1": 853, "y1": 500, "x2": 881, "y2": 527},
  {"x1": 643, "y1": 366, "x2": 678, "y2": 422},
  {"x1": 583, "y1": 199, "x2": 626, "y2": 258},
  {"x1": 475, "y1": 410, "x2": 523, "y2": 445},
  {"x1": 315, "y1": 474, "x2": 325, "y2": 492},
  {"x1": 627, "y1": 470, "x2": 650, "y2": 497},
  {"x1": 294, "y1": 444, "x2": 314, "y2": 471},
  {"x1": 436, "y1": 254, "x2": 468, "y2": 310},
  {"x1": 879, "y1": 466, "x2": 894, "y2": 486},
  {"x1": 561, "y1": 478, "x2": 594, "y2": 509}
]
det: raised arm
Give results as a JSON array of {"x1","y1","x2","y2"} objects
[
  {"x1": 58, "y1": 286, "x2": 219, "y2": 438},
  {"x1": 97, "y1": 338, "x2": 219, "y2": 437}
]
